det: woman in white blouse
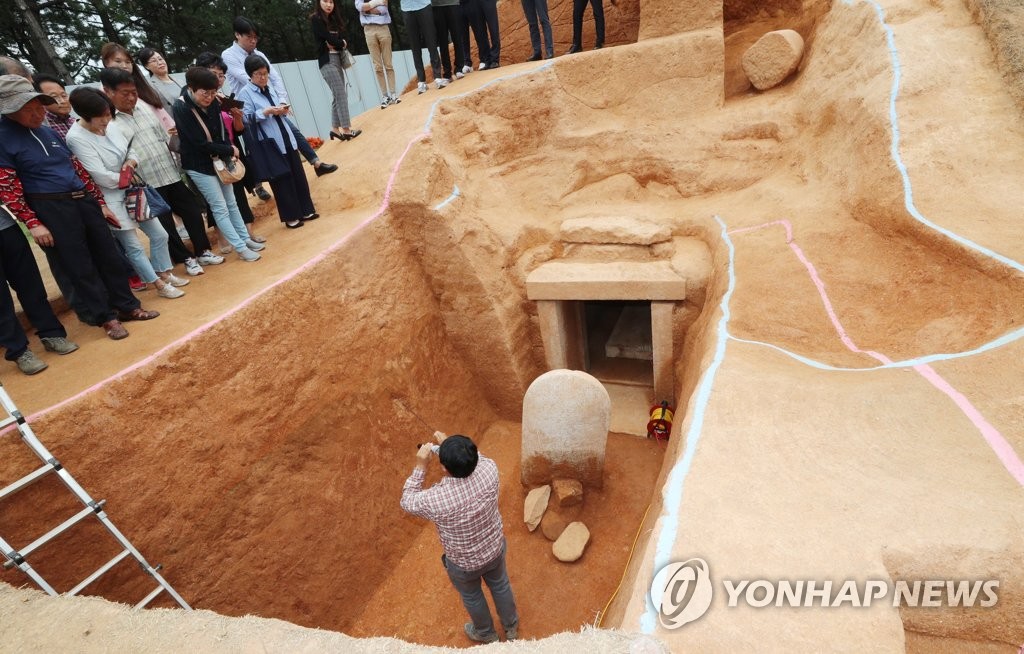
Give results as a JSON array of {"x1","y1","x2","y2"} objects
[{"x1": 65, "y1": 88, "x2": 188, "y2": 299}]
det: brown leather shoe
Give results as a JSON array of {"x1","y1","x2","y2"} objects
[
  {"x1": 118, "y1": 308, "x2": 160, "y2": 321},
  {"x1": 102, "y1": 319, "x2": 129, "y2": 340}
]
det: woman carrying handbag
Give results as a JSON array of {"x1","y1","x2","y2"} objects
[
  {"x1": 237, "y1": 55, "x2": 319, "y2": 229},
  {"x1": 310, "y1": 0, "x2": 362, "y2": 141},
  {"x1": 172, "y1": 66, "x2": 266, "y2": 261},
  {"x1": 65, "y1": 88, "x2": 187, "y2": 300}
]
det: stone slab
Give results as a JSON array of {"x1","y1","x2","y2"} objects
[
  {"x1": 560, "y1": 217, "x2": 671, "y2": 246},
  {"x1": 526, "y1": 261, "x2": 687, "y2": 301}
]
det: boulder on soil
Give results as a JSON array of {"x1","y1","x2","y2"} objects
[
  {"x1": 553, "y1": 522, "x2": 591, "y2": 562},
  {"x1": 524, "y1": 485, "x2": 551, "y2": 532},
  {"x1": 552, "y1": 478, "x2": 584, "y2": 507},
  {"x1": 540, "y1": 511, "x2": 567, "y2": 541},
  {"x1": 742, "y1": 29, "x2": 805, "y2": 91}
]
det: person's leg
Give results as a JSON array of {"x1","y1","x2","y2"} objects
[
  {"x1": 156, "y1": 211, "x2": 193, "y2": 262},
  {"x1": 77, "y1": 201, "x2": 143, "y2": 316},
  {"x1": 289, "y1": 122, "x2": 320, "y2": 166},
  {"x1": 445, "y1": 5, "x2": 467, "y2": 72},
  {"x1": 591, "y1": 0, "x2": 604, "y2": 47},
  {"x1": 188, "y1": 171, "x2": 249, "y2": 253},
  {"x1": 31, "y1": 199, "x2": 118, "y2": 325},
  {"x1": 0, "y1": 229, "x2": 36, "y2": 360},
  {"x1": 288, "y1": 150, "x2": 316, "y2": 217},
  {"x1": 365, "y1": 25, "x2": 389, "y2": 97},
  {"x1": 111, "y1": 228, "x2": 159, "y2": 284},
  {"x1": 536, "y1": 0, "x2": 553, "y2": 57},
  {"x1": 136, "y1": 218, "x2": 174, "y2": 276},
  {"x1": 379, "y1": 27, "x2": 397, "y2": 95},
  {"x1": 0, "y1": 227, "x2": 65, "y2": 342},
  {"x1": 570, "y1": 0, "x2": 585, "y2": 50},
  {"x1": 433, "y1": 5, "x2": 453, "y2": 79},
  {"x1": 444, "y1": 556, "x2": 498, "y2": 639},
  {"x1": 459, "y1": 0, "x2": 474, "y2": 69},
  {"x1": 321, "y1": 62, "x2": 345, "y2": 130},
  {"x1": 480, "y1": 542, "x2": 518, "y2": 634},
  {"x1": 231, "y1": 181, "x2": 256, "y2": 225},
  {"x1": 267, "y1": 173, "x2": 302, "y2": 223},
  {"x1": 469, "y1": 1, "x2": 491, "y2": 66},
  {"x1": 158, "y1": 181, "x2": 213, "y2": 254},
  {"x1": 405, "y1": 10, "x2": 427, "y2": 83},
  {"x1": 416, "y1": 7, "x2": 441, "y2": 79},
  {"x1": 481, "y1": 0, "x2": 500, "y2": 66},
  {"x1": 41, "y1": 246, "x2": 89, "y2": 322},
  {"x1": 520, "y1": 0, "x2": 542, "y2": 58}
]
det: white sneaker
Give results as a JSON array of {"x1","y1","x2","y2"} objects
[
  {"x1": 417, "y1": 82, "x2": 428, "y2": 94},
  {"x1": 163, "y1": 273, "x2": 190, "y2": 287},
  {"x1": 461, "y1": 65, "x2": 472, "y2": 75},
  {"x1": 238, "y1": 248, "x2": 261, "y2": 262},
  {"x1": 455, "y1": 71, "x2": 464, "y2": 79},
  {"x1": 184, "y1": 258, "x2": 204, "y2": 276},
  {"x1": 157, "y1": 283, "x2": 185, "y2": 299},
  {"x1": 435, "y1": 78, "x2": 450, "y2": 89},
  {"x1": 478, "y1": 62, "x2": 487, "y2": 70},
  {"x1": 245, "y1": 239, "x2": 266, "y2": 252},
  {"x1": 197, "y1": 250, "x2": 225, "y2": 266},
  {"x1": 389, "y1": 94, "x2": 401, "y2": 105}
]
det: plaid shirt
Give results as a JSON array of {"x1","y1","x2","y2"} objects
[
  {"x1": 111, "y1": 101, "x2": 180, "y2": 188},
  {"x1": 44, "y1": 111, "x2": 76, "y2": 142},
  {"x1": 401, "y1": 455, "x2": 505, "y2": 570}
]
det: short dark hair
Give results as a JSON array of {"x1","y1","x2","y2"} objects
[
  {"x1": 32, "y1": 73, "x2": 64, "y2": 91},
  {"x1": 98, "y1": 67, "x2": 134, "y2": 91},
  {"x1": 194, "y1": 51, "x2": 227, "y2": 73},
  {"x1": 438, "y1": 435, "x2": 479, "y2": 478},
  {"x1": 233, "y1": 16, "x2": 259, "y2": 36},
  {"x1": 184, "y1": 66, "x2": 219, "y2": 91},
  {"x1": 69, "y1": 87, "x2": 114, "y2": 121},
  {"x1": 136, "y1": 47, "x2": 158, "y2": 68},
  {"x1": 243, "y1": 54, "x2": 269, "y2": 78}
]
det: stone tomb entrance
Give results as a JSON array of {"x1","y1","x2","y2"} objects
[{"x1": 526, "y1": 259, "x2": 686, "y2": 434}]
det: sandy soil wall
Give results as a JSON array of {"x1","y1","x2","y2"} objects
[{"x1": 0, "y1": 217, "x2": 499, "y2": 632}]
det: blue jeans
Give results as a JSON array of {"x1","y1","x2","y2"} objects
[
  {"x1": 187, "y1": 170, "x2": 250, "y2": 252},
  {"x1": 520, "y1": 0, "x2": 552, "y2": 58},
  {"x1": 444, "y1": 539, "x2": 518, "y2": 638},
  {"x1": 111, "y1": 219, "x2": 172, "y2": 284}
]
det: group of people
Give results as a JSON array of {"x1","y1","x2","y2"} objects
[{"x1": 0, "y1": 6, "x2": 359, "y2": 375}]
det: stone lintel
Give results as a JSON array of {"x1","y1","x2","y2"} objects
[
  {"x1": 560, "y1": 217, "x2": 671, "y2": 246},
  {"x1": 526, "y1": 261, "x2": 687, "y2": 301}
]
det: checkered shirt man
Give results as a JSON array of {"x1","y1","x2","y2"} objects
[
  {"x1": 401, "y1": 454, "x2": 505, "y2": 570},
  {"x1": 111, "y1": 100, "x2": 180, "y2": 188}
]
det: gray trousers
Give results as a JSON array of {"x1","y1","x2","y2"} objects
[
  {"x1": 320, "y1": 53, "x2": 351, "y2": 129},
  {"x1": 443, "y1": 539, "x2": 518, "y2": 638}
]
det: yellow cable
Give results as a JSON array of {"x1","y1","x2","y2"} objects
[{"x1": 597, "y1": 502, "x2": 652, "y2": 628}]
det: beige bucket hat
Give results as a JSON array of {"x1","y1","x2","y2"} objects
[{"x1": 0, "y1": 75, "x2": 56, "y2": 115}]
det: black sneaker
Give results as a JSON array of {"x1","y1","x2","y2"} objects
[{"x1": 254, "y1": 186, "x2": 272, "y2": 202}]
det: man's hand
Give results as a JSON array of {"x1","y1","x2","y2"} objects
[
  {"x1": 433, "y1": 431, "x2": 448, "y2": 445},
  {"x1": 29, "y1": 225, "x2": 53, "y2": 247},
  {"x1": 415, "y1": 442, "x2": 434, "y2": 470}
]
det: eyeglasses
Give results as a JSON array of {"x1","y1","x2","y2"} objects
[
  {"x1": 195, "y1": 89, "x2": 218, "y2": 97},
  {"x1": 46, "y1": 92, "x2": 69, "y2": 101}
]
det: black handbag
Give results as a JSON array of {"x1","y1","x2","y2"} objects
[{"x1": 247, "y1": 122, "x2": 291, "y2": 182}]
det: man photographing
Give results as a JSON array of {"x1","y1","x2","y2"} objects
[{"x1": 400, "y1": 433, "x2": 520, "y2": 644}]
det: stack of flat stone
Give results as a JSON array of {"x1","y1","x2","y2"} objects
[{"x1": 523, "y1": 478, "x2": 591, "y2": 563}]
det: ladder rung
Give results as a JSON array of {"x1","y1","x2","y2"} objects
[
  {"x1": 67, "y1": 549, "x2": 132, "y2": 596},
  {"x1": 0, "y1": 414, "x2": 20, "y2": 431},
  {"x1": 135, "y1": 585, "x2": 165, "y2": 609},
  {"x1": 3, "y1": 501, "x2": 105, "y2": 569},
  {"x1": 0, "y1": 461, "x2": 58, "y2": 501}
]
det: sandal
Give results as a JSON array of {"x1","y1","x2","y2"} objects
[
  {"x1": 102, "y1": 319, "x2": 129, "y2": 340},
  {"x1": 118, "y1": 308, "x2": 161, "y2": 322}
]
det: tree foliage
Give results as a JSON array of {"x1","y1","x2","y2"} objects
[{"x1": 0, "y1": 0, "x2": 410, "y2": 83}]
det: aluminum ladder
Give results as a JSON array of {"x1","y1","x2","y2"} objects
[{"x1": 0, "y1": 381, "x2": 190, "y2": 609}]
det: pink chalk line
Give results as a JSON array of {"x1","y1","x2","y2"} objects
[
  {"x1": 729, "y1": 220, "x2": 1024, "y2": 486},
  {"x1": 2, "y1": 131, "x2": 430, "y2": 433}
]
